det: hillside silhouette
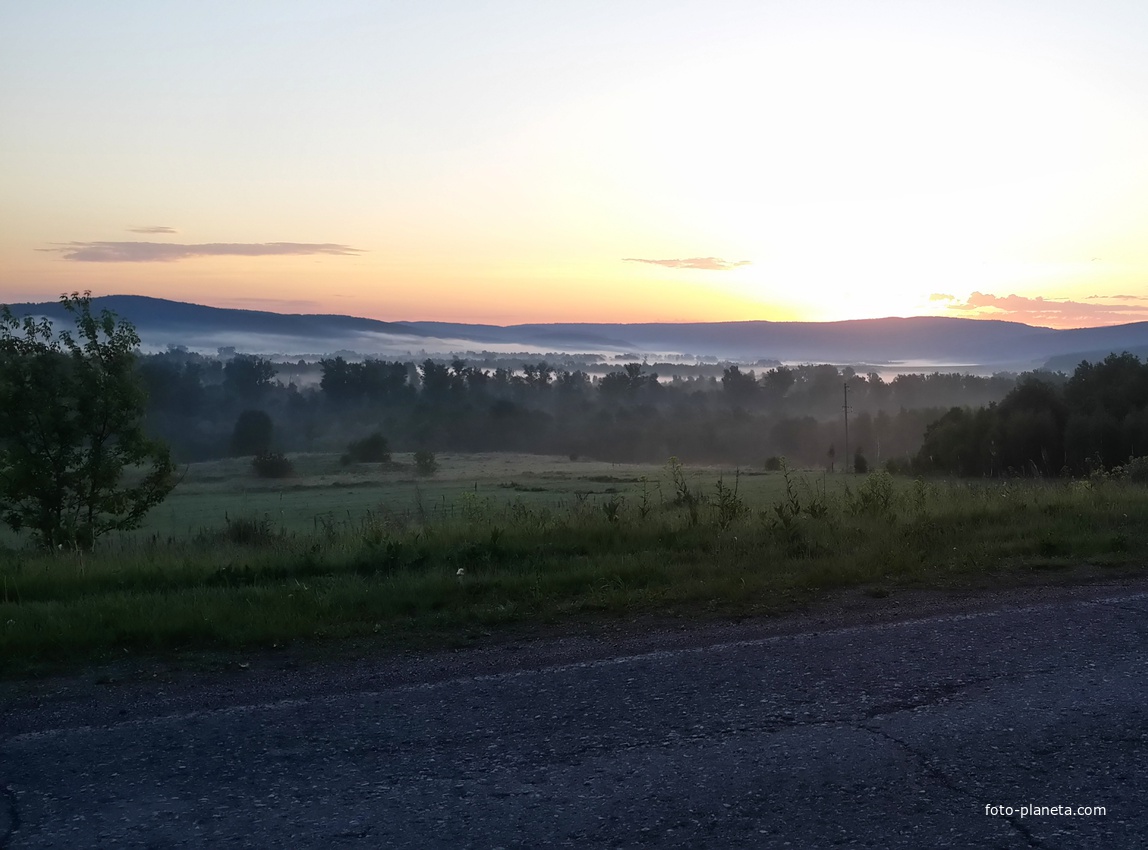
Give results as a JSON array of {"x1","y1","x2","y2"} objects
[{"x1": 7, "y1": 295, "x2": 1148, "y2": 367}]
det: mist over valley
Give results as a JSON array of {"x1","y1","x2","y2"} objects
[{"x1": 10, "y1": 295, "x2": 1148, "y2": 375}]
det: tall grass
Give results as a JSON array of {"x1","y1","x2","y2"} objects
[{"x1": 3, "y1": 465, "x2": 1147, "y2": 671}]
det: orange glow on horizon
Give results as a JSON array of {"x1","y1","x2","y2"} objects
[
  {"x1": 4, "y1": 246, "x2": 1147, "y2": 329},
  {"x1": 4, "y1": 4, "x2": 1148, "y2": 333}
]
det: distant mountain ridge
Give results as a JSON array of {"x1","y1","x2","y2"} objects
[{"x1": 6, "y1": 294, "x2": 1148, "y2": 369}]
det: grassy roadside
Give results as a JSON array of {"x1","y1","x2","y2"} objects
[{"x1": 2, "y1": 463, "x2": 1146, "y2": 677}]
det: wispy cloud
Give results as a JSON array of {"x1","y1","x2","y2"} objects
[
  {"x1": 1086, "y1": 293, "x2": 1148, "y2": 301},
  {"x1": 128, "y1": 226, "x2": 177, "y2": 234},
  {"x1": 942, "y1": 291, "x2": 1148, "y2": 327},
  {"x1": 41, "y1": 241, "x2": 363, "y2": 262},
  {"x1": 623, "y1": 256, "x2": 751, "y2": 271},
  {"x1": 928, "y1": 292, "x2": 957, "y2": 302}
]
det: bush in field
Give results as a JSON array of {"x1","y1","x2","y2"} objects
[
  {"x1": 342, "y1": 432, "x2": 391, "y2": 465},
  {"x1": 1120, "y1": 456, "x2": 1148, "y2": 483},
  {"x1": 666, "y1": 456, "x2": 701, "y2": 524},
  {"x1": 414, "y1": 450, "x2": 438, "y2": 475},
  {"x1": 883, "y1": 457, "x2": 914, "y2": 475},
  {"x1": 849, "y1": 470, "x2": 895, "y2": 516},
  {"x1": 713, "y1": 472, "x2": 746, "y2": 531},
  {"x1": 252, "y1": 451, "x2": 294, "y2": 478},
  {"x1": 854, "y1": 449, "x2": 869, "y2": 474},
  {"x1": 602, "y1": 496, "x2": 623, "y2": 523},
  {"x1": 222, "y1": 514, "x2": 277, "y2": 546},
  {"x1": 231, "y1": 409, "x2": 273, "y2": 456},
  {"x1": 764, "y1": 455, "x2": 783, "y2": 471}
]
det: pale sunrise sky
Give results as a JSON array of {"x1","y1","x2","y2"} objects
[{"x1": 3, "y1": 1, "x2": 1148, "y2": 328}]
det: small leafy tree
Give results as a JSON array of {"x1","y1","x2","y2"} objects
[
  {"x1": 231, "y1": 409, "x2": 273, "y2": 456},
  {"x1": 0, "y1": 292, "x2": 176, "y2": 549},
  {"x1": 414, "y1": 449, "x2": 438, "y2": 475}
]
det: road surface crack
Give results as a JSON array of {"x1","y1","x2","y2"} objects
[
  {"x1": 861, "y1": 725, "x2": 1047, "y2": 849},
  {"x1": 535, "y1": 672, "x2": 1024, "y2": 770},
  {"x1": 854, "y1": 666, "x2": 1061, "y2": 723}
]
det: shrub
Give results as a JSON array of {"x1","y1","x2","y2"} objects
[
  {"x1": 252, "y1": 451, "x2": 294, "y2": 478},
  {"x1": 414, "y1": 450, "x2": 438, "y2": 475},
  {"x1": 764, "y1": 455, "x2": 783, "y2": 471},
  {"x1": 854, "y1": 450, "x2": 869, "y2": 474},
  {"x1": 850, "y1": 470, "x2": 894, "y2": 515},
  {"x1": 666, "y1": 456, "x2": 700, "y2": 524},
  {"x1": 221, "y1": 514, "x2": 277, "y2": 546},
  {"x1": 1120, "y1": 456, "x2": 1148, "y2": 483},
  {"x1": 341, "y1": 432, "x2": 391, "y2": 465},
  {"x1": 713, "y1": 472, "x2": 745, "y2": 530},
  {"x1": 883, "y1": 457, "x2": 914, "y2": 476},
  {"x1": 602, "y1": 496, "x2": 623, "y2": 523}
]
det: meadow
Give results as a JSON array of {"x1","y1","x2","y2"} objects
[{"x1": 2, "y1": 452, "x2": 1146, "y2": 674}]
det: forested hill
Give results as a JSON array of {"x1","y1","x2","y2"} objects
[
  {"x1": 7, "y1": 294, "x2": 1148, "y2": 366},
  {"x1": 8, "y1": 295, "x2": 423, "y2": 338}
]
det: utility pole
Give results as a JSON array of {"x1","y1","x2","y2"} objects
[{"x1": 843, "y1": 382, "x2": 851, "y2": 473}]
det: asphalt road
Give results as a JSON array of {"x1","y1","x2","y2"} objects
[{"x1": 2, "y1": 581, "x2": 1147, "y2": 849}]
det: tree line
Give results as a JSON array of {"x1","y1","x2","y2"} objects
[
  {"x1": 917, "y1": 353, "x2": 1148, "y2": 476},
  {"x1": 132, "y1": 349, "x2": 1026, "y2": 470}
]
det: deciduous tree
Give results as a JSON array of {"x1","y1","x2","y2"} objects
[{"x1": 0, "y1": 292, "x2": 176, "y2": 549}]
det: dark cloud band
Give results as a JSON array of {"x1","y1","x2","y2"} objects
[{"x1": 41, "y1": 241, "x2": 363, "y2": 262}]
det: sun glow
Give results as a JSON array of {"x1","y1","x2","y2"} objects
[
  {"x1": 521, "y1": 32, "x2": 1148, "y2": 323},
  {"x1": 3, "y1": 3, "x2": 1148, "y2": 326}
]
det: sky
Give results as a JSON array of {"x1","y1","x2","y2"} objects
[{"x1": 3, "y1": 0, "x2": 1148, "y2": 328}]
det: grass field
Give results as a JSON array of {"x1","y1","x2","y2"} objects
[
  {"x1": 2, "y1": 452, "x2": 1146, "y2": 675},
  {"x1": 130, "y1": 452, "x2": 802, "y2": 538}
]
